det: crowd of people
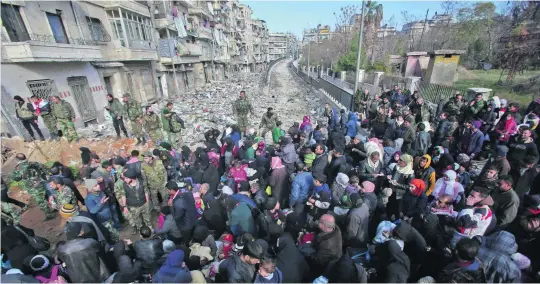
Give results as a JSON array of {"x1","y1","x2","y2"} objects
[{"x1": 2, "y1": 88, "x2": 540, "y2": 283}]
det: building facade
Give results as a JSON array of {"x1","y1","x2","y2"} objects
[{"x1": 1, "y1": 0, "x2": 271, "y2": 138}]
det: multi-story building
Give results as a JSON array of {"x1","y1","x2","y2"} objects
[
  {"x1": 268, "y1": 32, "x2": 287, "y2": 61},
  {"x1": 1, "y1": 0, "x2": 159, "y2": 137},
  {"x1": 302, "y1": 24, "x2": 331, "y2": 45},
  {"x1": 377, "y1": 24, "x2": 397, "y2": 38},
  {"x1": 402, "y1": 13, "x2": 452, "y2": 49}
]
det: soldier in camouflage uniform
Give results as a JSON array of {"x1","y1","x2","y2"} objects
[
  {"x1": 415, "y1": 98, "x2": 433, "y2": 124},
  {"x1": 233, "y1": 91, "x2": 253, "y2": 134},
  {"x1": 84, "y1": 178, "x2": 119, "y2": 243},
  {"x1": 11, "y1": 153, "x2": 55, "y2": 220},
  {"x1": 50, "y1": 96, "x2": 78, "y2": 142},
  {"x1": 122, "y1": 93, "x2": 145, "y2": 145},
  {"x1": 164, "y1": 102, "x2": 184, "y2": 149},
  {"x1": 49, "y1": 176, "x2": 78, "y2": 217},
  {"x1": 141, "y1": 151, "x2": 167, "y2": 211},
  {"x1": 376, "y1": 96, "x2": 392, "y2": 123},
  {"x1": 120, "y1": 169, "x2": 152, "y2": 234},
  {"x1": 354, "y1": 89, "x2": 370, "y2": 119},
  {"x1": 30, "y1": 95, "x2": 58, "y2": 140},
  {"x1": 1, "y1": 202, "x2": 21, "y2": 225},
  {"x1": 143, "y1": 106, "x2": 163, "y2": 144}
]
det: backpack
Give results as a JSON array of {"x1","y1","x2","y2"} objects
[
  {"x1": 169, "y1": 113, "x2": 185, "y2": 133},
  {"x1": 35, "y1": 265, "x2": 66, "y2": 283}
]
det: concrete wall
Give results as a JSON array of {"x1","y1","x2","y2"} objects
[
  {"x1": 15, "y1": 1, "x2": 84, "y2": 39},
  {"x1": 404, "y1": 55, "x2": 429, "y2": 77},
  {"x1": 425, "y1": 54, "x2": 461, "y2": 86},
  {"x1": 95, "y1": 61, "x2": 155, "y2": 103},
  {"x1": 1, "y1": 62, "x2": 106, "y2": 133}
]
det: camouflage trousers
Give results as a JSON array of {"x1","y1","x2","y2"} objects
[
  {"x1": 1, "y1": 202, "x2": 21, "y2": 225},
  {"x1": 42, "y1": 114, "x2": 58, "y2": 138},
  {"x1": 57, "y1": 118, "x2": 78, "y2": 142},
  {"x1": 130, "y1": 120, "x2": 144, "y2": 139},
  {"x1": 27, "y1": 186, "x2": 55, "y2": 218},
  {"x1": 124, "y1": 203, "x2": 152, "y2": 230},
  {"x1": 147, "y1": 129, "x2": 163, "y2": 144},
  {"x1": 102, "y1": 219, "x2": 120, "y2": 243},
  {"x1": 236, "y1": 115, "x2": 249, "y2": 132},
  {"x1": 168, "y1": 131, "x2": 183, "y2": 149},
  {"x1": 149, "y1": 185, "x2": 169, "y2": 211}
]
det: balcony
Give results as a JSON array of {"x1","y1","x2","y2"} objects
[
  {"x1": 101, "y1": 47, "x2": 157, "y2": 61},
  {"x1": 199, "y1": 27, "x2": 213, "y2": 40},
  {"x1": 189, "y1": 4, "x2": 212, "y2": 18},
  {"x1": 1, "y1": 34, "x2": 103, "y2": 62},
  {"x1": 153, "y1": 16, "x2": 175, "y2": 30},
  {"x1": 186, "y1": 28, "x2": 199, "y2": 38},
  {"x1": 99, "y1": 0, "x2": 151, "y2": 17}
]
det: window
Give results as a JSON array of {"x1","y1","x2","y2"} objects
[
  {"x1": 46, "y1": 12, "x2": 69, "y2": 44},
  {"x1": 86, "y1": 17, "x2": 107, "y2": 41},
  {"x1": 109, "y1": 19, "x2": 125, "y2": 47},
  {"x1": 107, "y1": 9, "x2": 152, "y2": 44},
  {"x1": 1, "y1": 4, "x2": 29, "y2": 42},
  {"x1": 26, "y1": 79, "x2": 58, "y2": 100}
]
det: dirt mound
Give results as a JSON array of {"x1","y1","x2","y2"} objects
[{"x1": 457, "y1": 66, "x2": 478, "y2": 80}]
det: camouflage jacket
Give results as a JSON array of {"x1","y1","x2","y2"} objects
[
  {"x1": 143, "y1": 113, "x2": 162, "y2": 131},
  {"x1": 124, "y1": 99, "x2": 143, "y2": 121},
  {"x1": 1, "y1": 202, "x2": 21, "y2": 224},
  {"x1": 355, "y1": 91, "x2": 370, "y2": 110},
  {"x1": 161, "y1": 108, "x2": 171, "y2": 132},
  {"x1": 11, "y1": 161, "x2": 48, "y2": 189},
  {"x1": 107, "y1": 98, "x2": 124, "y2": 117},
  {"x1": 259, "y1": 113, "x2": 278, "y2": 129},
  {"x1": 168, "y1": 112, "x2": 184, "y2": 133},
  {"x1": 417, "y1": 104, "x2": 433, "y2": 122},
  {"x1": 233, "y1": 98, "x2": 253, "y2": 116},
  {"x1": 141, "y1": 160, "x2": 167, "y2": 187},
  {"x1": 52, "y1": 100, "x2": 76, "y2": 120},
  {"x1": 56, "y1": 185, "x2": 76, "y2": 209}
]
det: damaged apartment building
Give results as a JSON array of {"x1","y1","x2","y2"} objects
[{"x1": 1, "y1": 0, "x2": 272, "y2": 137}]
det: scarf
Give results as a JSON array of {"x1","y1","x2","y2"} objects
[
  {"x1": 270, "y1": 156, "x2": 284, "y2": 169},
  {"x1": 365, "y1": 141, "x2": 382, "y2": 169},
  {"x1": 300, "y1": 115, "x2": 311, "y2": 130},
  {"x1": 410, "y1": 179, "x2": 426, "y2": 196},
  {"x1": 396, "y1": 154, "x2": 414, "y2": 175},
  {"x1": 31, "y1": 99, "x2": 47, "y2": 115}
]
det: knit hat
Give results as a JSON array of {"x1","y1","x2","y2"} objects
[
  {"x1": 152, "y1": 149, "x2": 162, "y2": 157},
  {"x1": 84, "y1": 179, "x2": 98, "y2": 190},
  {"x1": 354, "y1": 134, "x2": 362, "y2": 141},
  {"x1": 90, "y1": 170, "x2": 104, "y2": 179},
  {"x1": 123, "y1": 169, "x2": 137, "y2": 179},
  {"x1": 456, "y1": 153, "x2": 471, "y2": 164},
  {"x1": 266, "y1": 197, "x2": 278, "y2": 210},
  {"x1": 192, "y1": 226, "x2": 210, "y2": 243},
  {"x1": 349, "y1": 192, "x2": 363, "y2": 207},
  {"x1": 405, "y1": 116, "x2": 414, "y2": 124},
  {"x1": 162, "y1": 240, "x2": 175, "y2": 254},
  {"x1": 496, "y1": 145, "x2": 509, "y2": 157},
  {"x1": 511, "y1": 253, "x2": 531, "y2": 270},
  {"x1": 417, "y1": 276, "x2": 436, "y2": 283},
  {"x1": 223, "y1": 234, "x2": 233, "y2": 243},
  {"x1": 472, "y1": 120, "x2": 482, "y2": 129},
  {"x1": 361, "y1": 181, "x2": 375, "y2": 193},
  {"x1": 29, "y1": 255, "x2": 49, "y2": 272},
  {"x1": 219, "y1": 185, "x2": 234, "y2": 195}
]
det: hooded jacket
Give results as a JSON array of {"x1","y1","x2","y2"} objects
[
  {"x1": 345, "y1": 113, "x2": 358, "y2": 137},
  {"x1": 376, "y1": 240, "x2": 410, "y2": 283},
  {"x1": 311, "y1": 153, "x2": 328, "y2": 176},
  {"x1": 392, "y1": 221, "x2": 428, "y2": 263},
  {"x1": 309, "y1": 226, "x2": 343, "y2": 271},
  {"x1": 289, "y1": 172, "x2": 313, "y2": 208},
  {"x1": 85, "y1": 190, "x2": 112, "y2": 223},
  {"x1": 267, "y1": 157, "x2": 288, "y2": 204},
  {"x1": 507, "y1": 136, "x2": 539, "y2": 167},
  {"x1": 152, "y1": 250, "x2": 192, "y2": 283},
  {"x1": 171, "y1": 191, "x2": 198, "y2": 232},
  {"x1": 412, "y1": 130, "x2": 430, "y2": 156},
  {"x1": 415, "y1": 154, "x2": 436, "y2": 196},
  {"x1": 276, "y1": 233, "x2": 309, "y2": 283},
  {"x1": 278, "y1": 138, "x2": 299, "y2": 164},
  {"x1": 218, "y1": 254, "x2": 257, "y2": 283},
  {"x1": 346, "y1": 202, "x2": 370, "y2": 245}
]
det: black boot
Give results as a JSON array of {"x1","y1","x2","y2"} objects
[{"x1": 116, "y1": 134, "x2": 121, "y2": 140}]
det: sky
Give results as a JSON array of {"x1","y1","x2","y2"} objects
[{"x1": 241, "y1": 1, "x2": 507, "y2": 38}]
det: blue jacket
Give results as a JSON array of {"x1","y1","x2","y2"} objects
[
  {"x1": 231, "y1": 132, "x2": 241, "y2": 147},
  {"x1": 468, "y1": 129, "x2": 485, "y2": 155},
  {"x1": 153, "y1": 250, "x2": 192, "y2": 283},
  {"x1": 345, "y1": 113, "x2": 358, "y2": 138},
  {"x1": 85, "y1": 191, "x2": 112, "y2": 223},
  {"x1": 230, "y1": 203, "x2": 256, "y2": 237},
  {"x1": 233, "y1": 194, "x2": 257, "y2": 209},
  {"x1": 290, "y1": 172, "x2": 314, "y2": 208}
]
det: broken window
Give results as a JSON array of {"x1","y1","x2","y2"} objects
[
  {"x1": 1, "y1": 3, "x2": 29, "y2": 42},
  {"x1": 26, "y1": 79, "x2": 59, "y2": 100},
  {"x1": 46, "y1": 12, "x2": 69, "y2": 44}
]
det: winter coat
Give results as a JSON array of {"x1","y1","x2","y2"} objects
[
  {"x1": 171, "y1": 191, "x2": 198, "y2": 232},
  {"x1": 311, "y1": 153, "x2": 328, "y2": 176},
  {"x1": 57, "y1": 238, "x2": 111, "y2": 283},
  {"x1": 346, "y1": 203, "x2": 370, "y2": 245},
  {"x1": 154, "y1": 214, "x2": 183, "y2": 240},
  {"x1": 218, "y1": 254, "x2": 256, "y2": 283},
  {"x1": 438, "y1": 259, "x2": 487, "y2": 283},
  {"x1": 345, "y1": 113, "x2": 358, "y2": 137},
  {"x1": 107, "y1": 98, "x2": 124, "y2": 117},
  {"x1": 0, "y1": 225, "x2": 38, "y2": 270},
  {"x1": 51, "y1": 100, "x2": 76, "y2": 120},
  {"x1": 85, "y1": 191, "x2": 112, "y2": 223},
  {"x1": 308, "y1": 227, "x2": 343, "y2": 271},
  {"x1": 495, "y1": 117, "x2": 517, "y2": 142},
  {"x1": 511, "y1": 167, "x2": 539, "y2": 198},
  {"x1": 507, "y1": 137, "x2": 539, "y2": 167},
  {"x1": 393, "y1": 221, "x2": 427, "y2": 267},
  {"x1": 152, "y1": 250, "x2": 192, "y2": 283},
  {"x1": 289, "y1": 172, "x2": 313, "y2": 208},
  {"x1": 491, "y1": 189, "x2": 520, "y2": 226},
  {"x1": 276, "y1": 233, "x2": 309, "y2": 283},
  {"x1": 267, "y1": 164, "x2": 288, "y2": 204},
  {"x1": 376, "y1": 240, "x2": 410, "y2": 283},
  {"x1": 326, "y1": 155, "x2": 346, "y2": 185},
  {"x1": 401, "y1": 190, "x2": 428, "y2": 218},
  {"x1": 229, "y1": 203, "x2": 256, "y2": 236},
  {"x1": 434, "y1": 118, "x2": 449, "y2": 145},
  {"x1": 278, "y1": 141, "x2": 299, "y2": 164},
  {"x1": 254, "y1": 268, "x2": 283, "y2": 283},
  {"x1": 483, "y1": 156, "x2": 511, "y2": 177},
  {"x1": 415, "y1": 155, "x2": 436, "y2": 196},
  {"x1": 467, "y1": 129, "x2": 485, "y2": 156},
  {"x1": 412, "y1": 131, "x2": 430, "y2": 156},
  {"x1": 401, "y1": 126, "x2": 415, "y2": 155}
]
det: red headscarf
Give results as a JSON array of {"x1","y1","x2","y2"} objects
[{"x1": 410, "y1": 179, "x2": 426, "y2": 196}]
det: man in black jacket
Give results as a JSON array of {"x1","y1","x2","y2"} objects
[
  {"x1": 434, "y1": 112, "x2": 449, "y2": 146},
  {"x1": 304, "y1": 214, "x2": 342, "y2": 275},
  {"x1": 326, "y1": 148, "x2": 346, "y2": 186},
  {"x1": 132, "y1": 225, "x2": 164, "y2": 275},
  {"x1": 167, "y1": 181, "x2": 197, "y2": 245},
  {"x1": 311, "y1": 144, "x2": 328, "y2": 176}
]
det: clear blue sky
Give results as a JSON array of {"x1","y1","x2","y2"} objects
[{"x1": 241, "y1": 1, "x2": 507, "y2": 38}]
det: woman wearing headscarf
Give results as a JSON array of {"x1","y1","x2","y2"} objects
[
  {"x1": 256, "y1": 140, "x2": 267, "y2": 157},
  {"x1": 112, "y1": 255, "x2": 142, "y2": 283},
  {"x1": 300, "y1": 116, "x2": 313, "y2": 135},
  {"x1": 387, "y1": 153, "x2": 414, "y2": 219},
  {"x1": 375, "y1": 240, "x2": 410, "y2": 283},
  {"x1": 267, "y1": 157, "x2": 288, "y2": 208},
  {"x1": 431, "y1": 170, "x2": 464, "y2": 204},
  {"x1": 152, "y1": 250, "x2": 192, "y2": 283},
  {"x1": 495, "y1": 111, "x2": 518, "y2": 144},
  {"x1": 220, "y1": 137, "x2": 238, "y2": 172},
  {"x1": 401, "y1": 179, "x2": 428, "y2": 219},
  {"x1": 275, "y1": 233, "x2": 309, "y2": 283}
]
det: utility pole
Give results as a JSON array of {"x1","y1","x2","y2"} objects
[
  {"x1": 353, "y1": 0, "x2": 365, "y2": 93},
  {"x1": 165, "y1": 27, "x2": 179, "y2": 97},
  {"x1": 417, "y1": 9, "x2": 429, "y2": 51}
]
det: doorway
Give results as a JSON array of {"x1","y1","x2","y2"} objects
[{"x1": 67, "y1": 76, "x2": 97, "y2": 122}]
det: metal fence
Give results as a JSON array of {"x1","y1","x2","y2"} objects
[{"x1": 414, "y1": 81, "x2": 467, "y2": 104}]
